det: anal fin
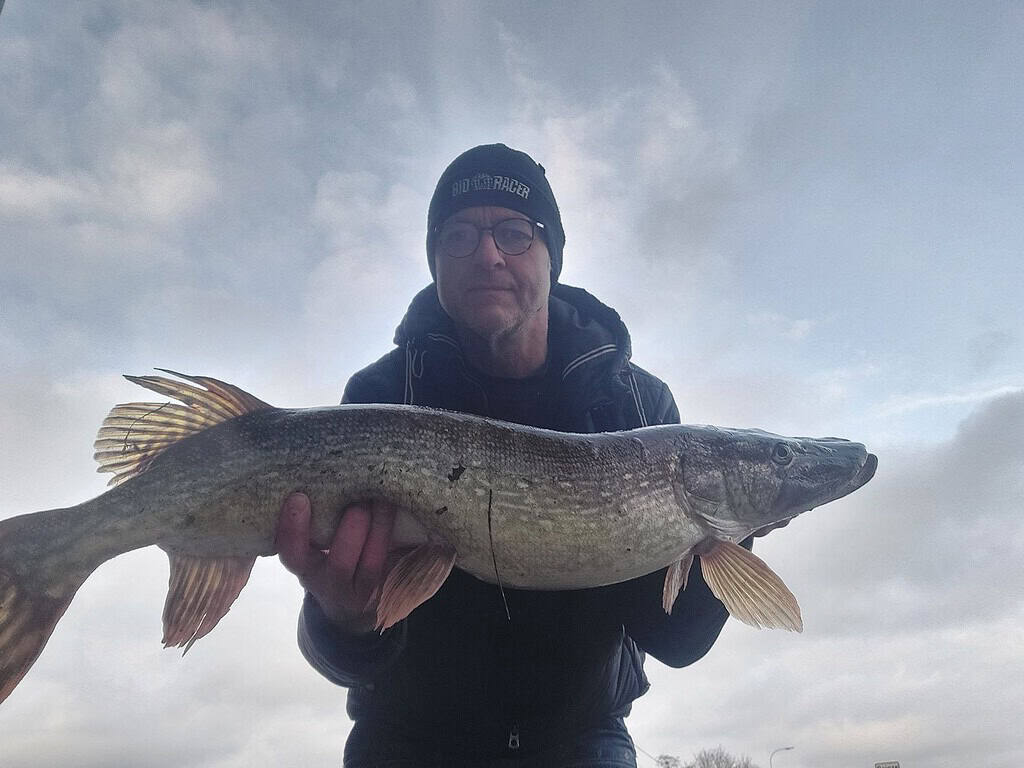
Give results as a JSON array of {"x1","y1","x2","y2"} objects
[
  {"x1": 662, "y1": 553, "x2": 694, "y2": 614},
  {"x1": 375, "y1": 543, "x2": 457, "y2": 632},
  {"x1": 699, "y1": 540, "x2": 803, "y2": 632},
  {"x1": 162, "y1": 552, "x2": 256, "y2": 652}
]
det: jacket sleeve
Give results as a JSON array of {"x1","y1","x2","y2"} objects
[
  {"x1": 297, "y1": 594, "x2": 407, "y2": 687},
  {"x1": 621, "y1": 372, "x2": 751, "y2": 667},
  {"x1": 295, "y1": 353, "x2": 409, "y2": 687}
]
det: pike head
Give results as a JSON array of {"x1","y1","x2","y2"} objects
[{"x1": 673, "y1": 427, "x2": 877, "y2": 540}]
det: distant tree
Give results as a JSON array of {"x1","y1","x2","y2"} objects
[
  {"x1": 683, "y1": 745, "x2": 761, "y2": 768},
  {"x1": 656, "y1": 755, "x2": 684, "y2": 768}
]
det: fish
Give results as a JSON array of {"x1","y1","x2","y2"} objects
[{"x1": 0, "y1": 370, "x2": 877, "y2": 705}]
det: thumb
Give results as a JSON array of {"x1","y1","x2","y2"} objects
[{"x1": 276, "y1": 493, "x2": 323, "y2": 576}]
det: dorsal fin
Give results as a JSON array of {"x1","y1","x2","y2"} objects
[{"x1": 93, "y1": 370, "x2": 273, "y2": 486}]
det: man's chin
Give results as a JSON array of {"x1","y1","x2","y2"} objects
[{"x1": 457, "y1": 309, "x2": 522, "y2": 340}]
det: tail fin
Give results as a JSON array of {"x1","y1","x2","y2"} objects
[{"x1": 0, "y1": 512, "x2": 95, "y2": 705}]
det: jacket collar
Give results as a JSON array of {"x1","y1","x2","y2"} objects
[
  {"x1": 394, "y1": 284, "x2": 632, "y2": 369},
  {"x1": 392, "y1": 283, "x2": 638, "y2": 426}
]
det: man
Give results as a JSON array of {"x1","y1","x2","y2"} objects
[{"x1": 275, "y1": 144, "x2": 746, "y2": 767}]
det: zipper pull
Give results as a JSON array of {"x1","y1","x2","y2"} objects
[{"x1": 507, "y1": 723, "x2": 520, "y2": 750}]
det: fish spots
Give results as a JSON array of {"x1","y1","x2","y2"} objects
[
  {"x1": 448, "y1": 463, "x2": 466, "y2": 483},
  {"x1": 434, "y1": 506, "x2": 448, "y2": 516},
  {"x1": 369, "y1": 461, "x2": 389, "y2": 485}
]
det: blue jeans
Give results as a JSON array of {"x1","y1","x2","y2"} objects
[{"x1": 343, "y1": 717, "x2": 638, "y2": 768}]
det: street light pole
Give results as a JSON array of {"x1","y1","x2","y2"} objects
[{"x1": 769, "y1": 746, "x2": 795, "y2": 768}]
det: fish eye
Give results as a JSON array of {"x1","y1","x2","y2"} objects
[{"x1": 771, "y1": 442, "x2": 794, "y2": 465}]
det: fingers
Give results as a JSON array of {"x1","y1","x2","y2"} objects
[
  {"x1": 275, "y1": 494, "x2": 400, "y2": 632},
  {"x1": 327, "y1": 504, "x2": 373, "y2": 582},
  {"x1": 276, "y1": 492, "x2": 320, "y2": 576},
  {"x1": 325, "y1": 502, "x2": 396, "y2": 608},
  {"x1": 353, "y1": 502, "x2": 396, "y2": 603}
]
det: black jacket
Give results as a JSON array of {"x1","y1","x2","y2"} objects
[{"x1": 298, "y1": 283, "x2": 733, "y2": 756}]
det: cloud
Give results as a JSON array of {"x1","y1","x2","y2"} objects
[
  {"x1": 968, "y1": 328, "x2": 1017, "y2": 373},
  {"x1": 770, "y1": 390, "x2": 1024, "y2": 635},
  {"x1": 746, "y1": 311, "x2": 815, "y2": 341},
  {"x1": 105, "y1": 124, "x2": 218, "y2": 223},
  {"x1": 0, "y1": 165, "x2": 95, "y2": 219},
  {"x1": 0, "y1": 125, "x2": 218, "y2": 225},
  {"x1": 302, "y1": 168, "x2": 430, "y2": 377},
  {"x1": 878, "y1": 384, "x2": 1023, "y2": 417}
]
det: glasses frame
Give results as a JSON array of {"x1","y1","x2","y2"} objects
[{"x1": 434, "y1": 217, "x2": 547, "y2": 259}]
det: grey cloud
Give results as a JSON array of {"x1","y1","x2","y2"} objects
[{"x1": 775, "y1": 391, "x2": 1024, "y2": 639}]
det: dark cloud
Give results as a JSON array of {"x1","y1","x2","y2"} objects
[{"x1": 774, "y1": 391, "x2": 1024, "y2": 638}]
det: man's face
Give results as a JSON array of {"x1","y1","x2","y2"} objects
[{"x1": 434, "y1": 205, "x2": 551, "y2": 341}]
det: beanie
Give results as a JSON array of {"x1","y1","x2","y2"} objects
[{"x1": 426, "y1": 144, "x2": 565, "y2": 282}]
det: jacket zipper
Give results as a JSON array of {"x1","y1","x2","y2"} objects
[{"x1": 507, "y1": 722, "x2": 520, "y2": 750}]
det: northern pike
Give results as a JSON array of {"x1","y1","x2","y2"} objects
[{"x1": 0, "y1": 370, "x2": 877, "y2": 704}]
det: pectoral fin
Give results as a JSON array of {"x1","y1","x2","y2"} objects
[
  {"x1": 162, "y1": 552, "x2": 256, "y2": 652},
  {"x1": 662, "y1": 553, "x2": 694, "y2": 614},
  {"x1": 375, "y1": 543, "x2": 457, "y2": 632},
  {"x1": 699, "y1": 540, "x2": 803, "y2": 632}
]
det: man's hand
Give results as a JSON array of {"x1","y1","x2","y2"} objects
[{"x1": 275, "y1": 493, "x2": 396, "y2": 635}]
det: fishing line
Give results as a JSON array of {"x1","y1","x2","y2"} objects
[
  {"x1": 487, "y1": 489, "x2": 511, "y2": 621},
  {"x1": 122, "y1": 401, "x2": 172, "y2": 453}
]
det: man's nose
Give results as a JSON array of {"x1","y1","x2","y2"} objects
[{"x1": 469, "y1": 230, "x2": 506, "y2": 266}]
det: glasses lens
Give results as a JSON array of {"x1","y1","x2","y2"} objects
[
  {"x1": 438, "y1": 221, "x2": 479, "y2": 258},
  {"x1": 493, "y1": 219, "x2": 534, "y2": 255},
  {"x1": 437, "y1": 218, "x2": 536, "y2": 258}
]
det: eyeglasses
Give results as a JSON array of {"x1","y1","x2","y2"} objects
[{"x1": 435, "y1": 218, "x2": 545, "y2": 259}]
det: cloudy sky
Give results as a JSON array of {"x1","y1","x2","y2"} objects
[{"x1": 1, "y1": 1, "x2": 1022, "y2": 766}]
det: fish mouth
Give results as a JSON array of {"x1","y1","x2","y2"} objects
[
  {"x1": 845, "y1": 452, "x2": 878, "y2": 495},
  {"x1": 820, "y1": 452, "x2": 877, "y2": 507},
  {"x1": 772, "y1": 449, "x2": 877, "y2": 519}
]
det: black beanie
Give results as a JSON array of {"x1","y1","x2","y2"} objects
[{"x1": 426, "y1": 144, "x2": 565, "y2": 282}]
